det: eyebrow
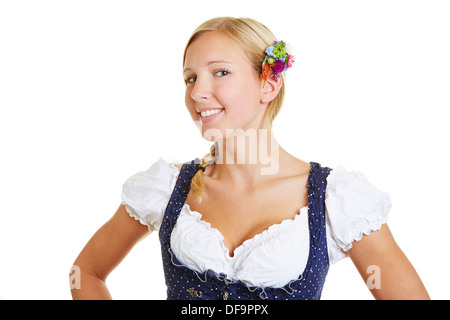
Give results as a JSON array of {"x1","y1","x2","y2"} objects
[{"x1": 183, "y1": 60, "x2": 232, "y2": 74}]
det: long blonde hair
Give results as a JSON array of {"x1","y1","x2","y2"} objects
[{"x1": 184, "y1": 17, "x2": 286, "y2": 202}]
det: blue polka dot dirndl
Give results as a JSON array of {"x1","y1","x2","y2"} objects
[{"x1": 158, "y1": 159, "x2": 332, "y2": 300}]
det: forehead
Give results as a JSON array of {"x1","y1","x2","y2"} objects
[{"x1": 184, "y1": 31, "x2": 249, "y2": 69}]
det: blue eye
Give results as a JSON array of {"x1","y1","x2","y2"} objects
[
  {"x1": 185, "y1": 76, "x2": 196, "y2": 84},
  {"x1": 216, "y1": 69, "x2": 230, "y2": 77}
]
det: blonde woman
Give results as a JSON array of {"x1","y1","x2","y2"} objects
[{"x1": 71, "y1": 17, "x2": 429, "y2": 300}]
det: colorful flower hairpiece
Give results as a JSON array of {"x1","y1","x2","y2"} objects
[{"x1": 261, "y1": 40, "x2": 295, "y2": 88}]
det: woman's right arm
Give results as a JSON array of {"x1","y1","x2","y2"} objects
[{"x1": 70, "y1": 203, "x2": 150, "y2": 300}]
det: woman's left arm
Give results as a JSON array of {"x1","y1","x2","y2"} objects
[{"x1": 347, "y1": 224, "x2": 430, "y2": 300}]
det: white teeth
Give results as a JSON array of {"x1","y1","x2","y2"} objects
[{"x1": 200, "y1": 109, "x2": 222, "y2": 117}]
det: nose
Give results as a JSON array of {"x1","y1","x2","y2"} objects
[{"x1": 190, "y1": 77, "x2": 212, "y2": 102}]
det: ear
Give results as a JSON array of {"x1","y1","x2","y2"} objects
[{"x1": 260, "y1": 75, "x2": 282, "y2": 104}]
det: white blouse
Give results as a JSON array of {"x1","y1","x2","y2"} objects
[{"x1": 121, "y1": 158, "x2": 391, "y2": 288}]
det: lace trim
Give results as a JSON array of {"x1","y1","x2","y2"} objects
[
  {"x1": 342, "y1": 216, "x2": 388, "y2": 252},
  {"x1": 123, "y1": 202, "x2": 150, "y2": 227},
  {"x1": 168, "y1": 247, "x2": 304, "y2": 300}
]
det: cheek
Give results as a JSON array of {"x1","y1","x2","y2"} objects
[
  {"x1": 184, "y1": 88, "x2": 197, "y2": 119},
  {"x1": 219, "y1": 78, "x2": 261, "y2": 117}
]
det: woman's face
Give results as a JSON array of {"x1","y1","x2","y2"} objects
[{"x1": 183, "y1": 31, "x2": 266, "y2": 141}]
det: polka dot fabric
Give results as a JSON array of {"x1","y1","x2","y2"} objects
[{"x1": 159, "y1": 159, "x2": 332, "y2": 300}]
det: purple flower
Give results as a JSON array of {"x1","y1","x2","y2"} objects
[{"x1": 272, "y1": 60, "x2": 285, "y2": 73}]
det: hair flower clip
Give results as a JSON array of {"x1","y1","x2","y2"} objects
[{"x1": 261, "y1": 40, "x2": 295, "y2": 88}]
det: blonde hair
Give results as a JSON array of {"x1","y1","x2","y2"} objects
[{"x1": 184, "y1": 17, "x2": 286, "y2": 202}]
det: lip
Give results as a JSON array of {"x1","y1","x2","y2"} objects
[{"x1": 198, "y1": 108, "x2": 224, "y2": 123}]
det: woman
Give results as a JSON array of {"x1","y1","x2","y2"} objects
[{"x1": 70, "y1": 17, "x2": 429, "y2": 300}]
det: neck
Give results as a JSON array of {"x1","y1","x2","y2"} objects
[{"x1": 210, "y1": 127, "x2": 283, "y2": 188}]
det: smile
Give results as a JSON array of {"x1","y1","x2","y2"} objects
[
  {"x1": 198, "y1": 108, "x2": 224, "y2": 123},
  {"x1": 199, "y1": 109, "x2": 223, "y2": 117}
]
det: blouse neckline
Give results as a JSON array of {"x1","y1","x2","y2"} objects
[
  {"x1": 172, "y1": 161, "x2": 312, "y2": 259},
  {"x1": 183, "y1": 202, "x2": 309, "y2": 260}
]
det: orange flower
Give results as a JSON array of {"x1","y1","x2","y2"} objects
[{"x1": 261, "y1": 63, "x2": 271, "y2": 88}]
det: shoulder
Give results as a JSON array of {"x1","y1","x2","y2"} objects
[
  {"x1": 325, "y1": 166, "x2": 391, "y2": 207},
  {"x1": 277, "y1": 154, "x2": 311, "y2": 180},
  {"x1": 120, "y1": 157, "x2": 180, "y2": 231},
  {"x1": 323, "y1": 165, "x2": 392, "y2": 263},
  {"x1": 121, "y1": 158, "x2": 176, "y2": 185}
]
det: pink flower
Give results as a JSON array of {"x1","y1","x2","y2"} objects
[
  {"x1": 286, "y1": 55, "x2": 295, "y2": 68},
  {"x1": 270, "y1": 72, "x2": 280, "y2": 81},
  {"x1": 272, "y1": 60, "x2": 285, "y2": 73}
]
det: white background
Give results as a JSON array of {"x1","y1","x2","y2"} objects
[{"x1": 0, "y1": 0, "x2": 449, "y2": 300}]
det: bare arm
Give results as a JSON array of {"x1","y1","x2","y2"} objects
[
  {"x1": 347, "y1": 224, "x2": 430, "y2": 300},
  {"x1": 70, "y1": 204, "x2": 150, "y2": 300}
]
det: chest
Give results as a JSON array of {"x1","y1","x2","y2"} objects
[{"x1": 185, "y1": 175, "x2": 308, "y2": 257}]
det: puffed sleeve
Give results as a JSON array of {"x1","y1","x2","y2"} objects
[
  {"x1": 325, "y1": 167, "x2": 392, "y2": 263},
  {"x1": 121, "y1": 158, "x2": 179, "y2": 232}
]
